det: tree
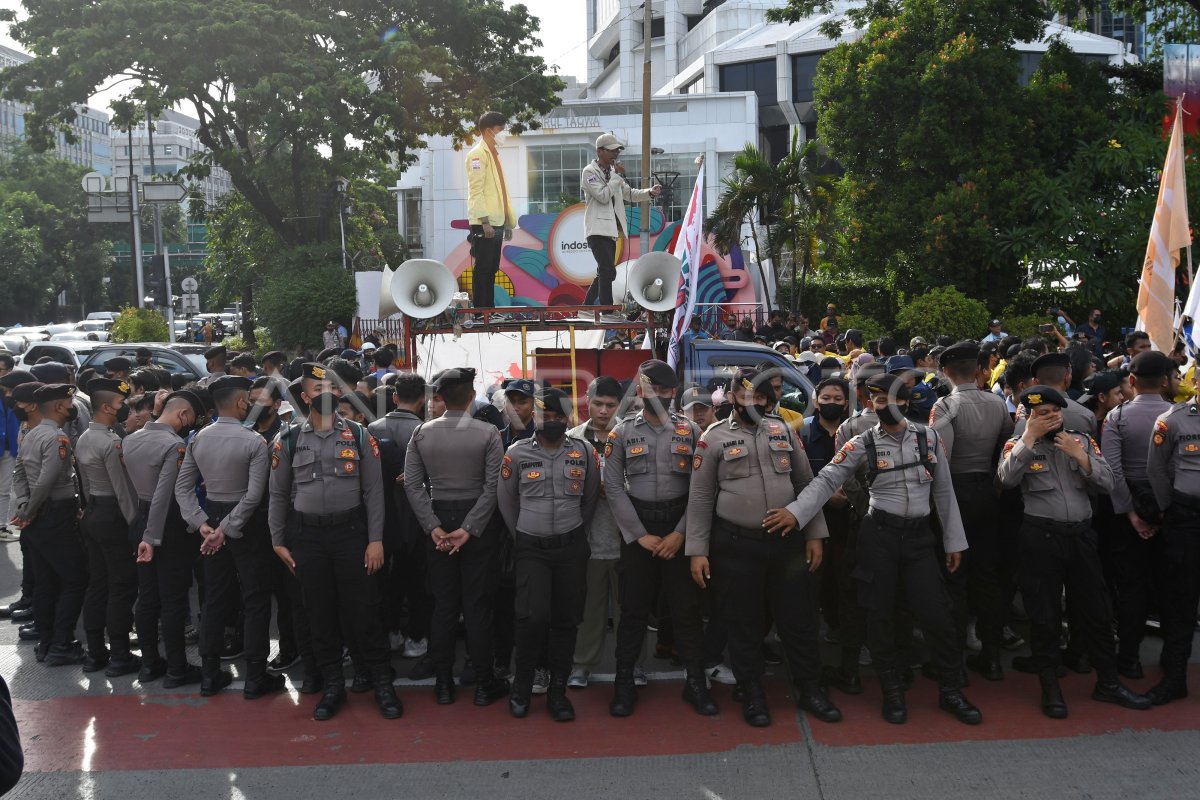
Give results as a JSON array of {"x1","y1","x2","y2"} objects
[
  {"x1": 110, "y1": 307, "x2": 170, "y2": 343},
  {"x1": 254, "y1": 258, "x2": 358, "y2": 352}
]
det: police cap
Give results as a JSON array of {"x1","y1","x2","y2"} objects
[
  {"x1": 938, "y1": 341, "x2": 980, "y2": 368},
  {"x1": 1031, "y1": 352, "x2": 1071, "y2": 378},
  {"x1": 33, "y1": 383, "x2": 76, "y2": 404},
  {"x1": 1018, "y1": 385, "x2": 1068, "y2": 409},
  {"x1": 301, "y1": 362, "x2": 330, "y2": 382},
  {"x1": 535, "y1": 387, "x2": 572, "y2": 418},
  {"x1": 638, "y1": 359, "x2": 678, "y2": 389},
  {"x1": 10, "y1": 382, "x2": 43, "y2": 404},
  {"x1": 1129, "y1": 350, "x2": 1176, "y2": 379},
  {"x1": 105, "y1": 356, "x2": 132, "y2": 372},
  {"x1": 432, "y1": 367, "x2": 476, "y2": 393},
  {"x1": 864, "y1": 372, "x2": 911, "y2": 402},
  {"x1": 208, "y1": 375, "x2": 254, "y2": 394},
  {"x1": 0, "y1": 369, "x2": 36, "y2": 389},
  {"x1": 680, "y1": 386, "x2": 713, "y2": 409},
  {"x1": 728, "y1": 367, "x2": 776, "y2": 403},
  {"x1": 503, "y1": 378, "x2": 537, "y2": 397},
  {"x1": 87, "y1": 378, "x2": 132, "y2": 398},
  {"x1": 164, "y1": 389, "x2": 207, "y2": 420},
  {"x1": 30, "y1": 362, "x2": 70, "y2": 384}
]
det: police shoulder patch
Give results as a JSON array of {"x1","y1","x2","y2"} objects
[
  {"x1": 501, "y1": 464, "x2": 512, "y2": 480},
  {"x1": 693, "y1": 454, "x2": 703, "y2": 471},
  {"x1": 831, "y1": 451, "x2": 847, "y2": 465},
  {"x1": 1087, "y1": 435, "x2": 1102, "y2": 458},
  {"x1": 369, "y1": 434, "x2": 380, "y2": 458},
  {"x1": 1002, "y1": 440, "x2": 1015, "y2": 459}
]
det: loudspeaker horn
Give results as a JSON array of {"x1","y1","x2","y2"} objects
[
  {"x1": 378, "y1": 265, "x2": 400, "y2": 318},
  {"x1": 629, "y1": 251, "x2": 682, "y2": 312},
  {"x1": 391, "y1": 258, "x2": 459, "y2": 319}
]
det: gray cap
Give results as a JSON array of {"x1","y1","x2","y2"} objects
[
  {"x1": 680, "y1": 386, "x2": 713, "y2": 409},
  {"x1": 595, "y1": 133, "x2": 624, "y2": 151}
]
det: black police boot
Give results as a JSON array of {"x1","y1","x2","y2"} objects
[
  {"x1": 138, "y1": 658, "x2": 168, "y2": 684},
  {"x1": 163, "y1": 663, "x2": 203, "y2": 689},
  {"x1": 797, "y1": 681, "x2": 842, "y2": 723},
  {"x1": 374, "y1": 679, "x2": 404, "y2": 720},
  {"x1": 17, "y1": 623, "x2": 39, "y2": 641},
  {"x1": 821, "y1": 664, "x2": 863, "y2": 695},
  {"x1": 298, "y1": 657, "x2": 323, "y2": 694},
  {"x1": 1092, "y1": 679, "x2": 1152, "y2": 710},
  {"x1": 10, "y1": 605, "x2": 33, "y2": 623},
  {"x1": 82, "y1": 648, "x2": 110, "y2": 673},
  {"x1": 46, "y1": 641, "x2": 85, "y2": 667},
  {"x1": 350, "y1": 672, "x2": 372, "y2": 693},
  {"x1": 474, "y1": 676, "x2": 510, "y2": 707},
  {"x1": 609, "y1": 669, "x2": 638, "y2": 717},
  {"x1": 34, "y1": 641, "x2": 50, "y2": 663},
  {"x1": 1117, "y1": 656, "x2": 1144, "y2": 680},
  {"x1": 879, "y1": 671, "x2": 907, "y2": 725},
  {"x1": 682, "y1": 672, "x2": 719, "y2": 716},
  {"x1": 937, "y1": 686, "x2": 982, "y2": 725},
  {"x1": 200, "y1": 657, "x2": 233, "y2": 696},
  {"x1": 243, "y1": 660, "x2": 286, "y2": 699},
  {"x1": 434, "y1": 668, "x2": 456, "y2": 705},
  {"x1": 547, "y1": 675, "x2": 575, "y2": 722},
  {"x1": 1039, "y1": 671, "x2": 1068, "y2": 719},
  {"x1": 1012, "y1": 654, "x2": 1066, "y2": 677},
  {"x1": 313, "y1": 679, "x2": 347, "y2": 722},
  {"x1": 965, "y1": 647, "x2": 1004, "y2": 682},
  {"x1": 740, "y1": 681, "x2": 771, "y2": 728},
  {"x1": 104, "y1": 653, "x2": 142, "y2": 679},
  {"x1": 1147, "y1": 676, "x2": 1189, "y2": 706}
]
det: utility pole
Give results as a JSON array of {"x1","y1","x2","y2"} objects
[
  {"x1": 639, "y1": 0, "x2": 653, "y2": 257},
  {"x1": 147, "y1": 110, "x2": 166, "y2": 304},
  {"x1": 131, "y1": 173, "x2": 145, "y2": 308}
]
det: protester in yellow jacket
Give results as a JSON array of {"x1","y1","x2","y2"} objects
[{"x1": 465, "y1": 111, "x2": 517, "y2": 308}]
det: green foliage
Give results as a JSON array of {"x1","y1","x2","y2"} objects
[
  {"x1": 221, "y1": 328, "x2": 276, "y2": 358},
  {"x1": 894, "y1": 287, "x2": 990, "y2": 342},
  {"x1": 997, "y1": 312, "x2": 1047, "y2": 341},
  {"x1": 254, "y1": 256, "x2": 357, "y2": 351},
  {"x1": 837, "y1": 313, "x2": 889, "y2": 343},
  {"x1": 795, "y1": 272, "x2": 896, "y2": 329},
  {"x1": 110, "y1": 306, "x2": 170, "y2": 343}
]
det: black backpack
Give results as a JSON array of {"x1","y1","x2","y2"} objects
[{"x1": 859, "y1": 424, "x2": 937, "y2": 488}]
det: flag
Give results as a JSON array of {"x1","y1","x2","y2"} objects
[
  {"x1": 666, "y1": 160, "x2": 705, "y2": 369},
  {"x1": 1136, "y1": 98, "x2": 1191, "y2": 353}
]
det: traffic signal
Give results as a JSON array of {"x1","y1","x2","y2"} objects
[{"x1": 146, "y1": 254, "x2": 169, "y2": 306}]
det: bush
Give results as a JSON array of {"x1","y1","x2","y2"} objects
[
  {"x1": 110, "y1": 306, "x2": 170, "y2": 343},
  {"x1": 894, "y1": 286, "x2": 990, "y2": 342},
  {"x1": 997, "y1": 311, "x2": 1046, "y2": 341},
  {"x1": 837, "y1": 313, "x2": 889, "y2": 342},
  {"x1": 790, "y1": 272, "x2": 896, "y2": 329},
  {"x1": 221, "y1": 328, "x2": 276, "y2": 358},
  {"x1": 255, "y1": 257, "x2": 356, "y2": 351}
]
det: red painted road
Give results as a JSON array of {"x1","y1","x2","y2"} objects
[{"x1": 16, "y1": 667, "x2": 1200, "y2": 773}]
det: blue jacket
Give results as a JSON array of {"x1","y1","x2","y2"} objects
[{"x1": 0, "y1": 401, "x2": 18, "y2": 458}]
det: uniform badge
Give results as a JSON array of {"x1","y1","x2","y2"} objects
[
  {"x1": 698, "y1": 440, "x2": 708, "y2": 449},
  {"x1": 525, "y1": 470, "x2": 542, "y2": 480},
  {"x1": 605, "y1": 441, "x2": 614, "y2": 458},
  {"x1": 777, "y1": 455, "x2": 790, "y2": 469},
  {"x1": 340, "y1": 429, "x2": 354, "y2": 441},
  {"x1": 693, "y1": 454, "x2": 703, "y2": 471},
  {"x1": 369, "y1": 436, "x2": 380, "y2": 458},
  {"x1": 767, "y1": 422, "x2": 782, "y2": 434},
  {"x1": 567, "y1": 450, "x2": 583, "y2": 459},
  {"x1": 273, "y1": 440, "x2": 283, "y2": 453},
  {"x1": 876, "y1": 459, "x2": 888, "y2": 469},
  {"x1": 343, "y1": 461, "x2": 356, "y2": 474},
  {"x1": 57, "y1": 435, "x2": 69, "y2": 460},
  {"x1": 673, "y1": 444, "x2": 689, "y2": 455},
  {"x1": 727, "y1": 447, "x2": 744, "y2": 457},
  {"x1": 271, "y1": 454, "x2": 280, "y2": 470},
  {"x1": 176, "y1": 445, "x2": 185, "y2": 467},
  {"x1": 842, "y1": 442, "x2": 856, "y2": 452},
  {"x1": 676, "y1": 457, "x2": 688, "y2": 471},
  {"x1": 470, "y1": 158, "x2": 483, "y2": 170},
  {"x1": 569, "y1": 467, "x2": 584, "y2": 478},
  {"x1": 501, "y1": 465, "x2": 512, "y2": 480},
  {"x1": 675, "y1": 424, "x2": 691, "y2": 437},
  {"x1": 1002, "y1": 441, "x2": 1015, "y2": 459},
  {"x1": 629, "y1": 445, "x2": 646, "y2": 456},
  {"x1": 340, "y1": 448, "x2": 356, "y2": 459},
  {"x1": 1030, "y1": 462, "x2": 1045, "y2": 471},
  {"x1": 1154, "y1": 420, "x2": 1169, "y2": 447},
  {"x1": 1087, "y1": 435, "x2": 1102, "y2": 458},
  {"x1": 831, "y1": 451, "x2": 847, "y2": 465},
  {"x1": 569, "y1": 480, "x2": 582, "y2": 493}
]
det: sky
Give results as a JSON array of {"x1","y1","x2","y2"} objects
[{"x1": 0, "y1": 0, "x2": 588, "y2": 114}]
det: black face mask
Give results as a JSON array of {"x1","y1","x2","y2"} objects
[
  {"x1": 115, "y1": 404, "x2": 130, "y2": 424},
  {"x1": 817, "y1": 403, "x2": 845, "y2": 422},
  {"x1": 309, "y1": 392, "x2": 338, "y2": 416},
  {"x1": 876, "y1": 405, "x2": 906, "y2": 425},
  {"x1": 643, "y1": 395, "x2": 668, "y2": 418},
  {"x1": 12, "y1": 407, "x2": 28, "y2": 422},
  {"x1": 733, "y1": 402, "x2": 770, "y2": 425},
  {"x1": 538, "y1": 420, "x2": 568, "y2": 442},
  {"x1": 66, "y1": 406, "x2": 78, "y2": 423}
]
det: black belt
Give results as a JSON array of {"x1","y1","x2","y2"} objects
[
  {"x1": 866, "y1": 508, "x2": 929, "y2": 530},
  {"x1": 517, "y1": 527, "x2": 582, "y2": 549},
  {"x1": 44, "y1": 496, "x2": 78, "y2": 509},
  {"x1": 299, "y1": 507, "x2": 362, "y2": 528},
  {"x1": 951, "y1": 472, "x2": 993, "y2": 484},
  {"x1": 432, "y1": 498, "x2": 476, "y2": 512},
  {"x1": 1173, "y1": 490, "x2": 1200, "y2": 513},
  {"x1": 714, "y1": 518, "x2": 770, "y2": 540},
  {"x1": 630, "y1": 496, "x2": 688, "y2": 524},
  {"x1": 1023, "y1": 515, "x2": 1091, "y2": 536},
  {"x1": 206, "y1": 499, "x2": 241, "y2": 520},
  {"x1": 87, "y1": 496, "x2": 119, "y2": 508}
]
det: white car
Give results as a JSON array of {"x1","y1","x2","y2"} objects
[
  {"x1": 85, "y1": 311, "x2": 117, "y2": 322},
  {"x1": 15, "y1": 340, "x2": 107, "y2": 370}
]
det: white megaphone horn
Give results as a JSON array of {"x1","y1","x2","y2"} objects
[
  {"x1": 378, "y1": 265, "x2": 399, "y2": 318},
  {"x1": 389, "y1": 258, "x2": 458, "y2": 319},
  {"x1": 629, "y1": 251, "x2": 682, "y2": 312}
]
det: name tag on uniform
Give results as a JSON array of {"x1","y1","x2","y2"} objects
[{"x1": 471, "y1": 158, "x2": 483, "y2": 170}]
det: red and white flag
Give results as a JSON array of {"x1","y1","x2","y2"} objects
[{"x1": 666, "y1": 160, "x2": 705, "y2": 368}]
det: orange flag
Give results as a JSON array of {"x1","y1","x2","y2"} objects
[{"x1": 1136, "y1": 98, "x2": 1191, "y2": 352}]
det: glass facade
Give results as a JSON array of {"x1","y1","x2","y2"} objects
[
  {"x1": 791, "y1": 53, "x2": 822, "y2": 103},
  {"x1": 719, "y1": 59, "x2": 777, "y2": 106}
]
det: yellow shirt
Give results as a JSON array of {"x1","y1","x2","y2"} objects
[
  {"x1": 465, "y1": 140, "x2": 516, "y2": 227},
  {"x1": 1176, "y1": 363, "x2": 1195, "y2": 403},
  {"x1": 990, "y1": 359, "x2": 1006, "y2": 388}
]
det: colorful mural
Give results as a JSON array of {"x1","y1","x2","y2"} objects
[{"x1": 445, "y1": 204, "x2": 761, "y2": 314}]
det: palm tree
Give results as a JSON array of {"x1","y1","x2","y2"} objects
[{"x1": 705, "y1": 144, "x2": 778, "y2": 310}]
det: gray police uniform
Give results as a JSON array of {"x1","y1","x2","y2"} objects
[
  {"x1": 497, "y1": 435, "x2": 599, "y2": 690},
  {"x1": 785, "y1": 421, "x2": 969, "y2": 687},
  {"x1": 11, "y1": 420, "x2": 87, "y2": 651},
  {"x1": 603, "y1": 412, "x2": 707, "y2": 678},
  {"x1": 403, "y1": 410, "x2": 505, "y2": 683},
  {"x1": 995, "y1": 429, "x2": 1122, "y2": 680},
  {"x1": 1102, "y1": 393, "x2": 1171, "y2": 669},
  {"x1": 176, "y1": 417, "x2": 273, "y2": 671},
  {"x1": 124, "y1": 421, "x2": 194, "y2": 674},
  {"x1": 686, "y1": 414, "x2": 829, "y2": 687},
  {"x1": 268, "y1": 416, "x2": 391, "y2": 685},
  {"x1": 1014, "y1": 397, "x2": 1096, "y2": 437},
  {"x1": 76, "y1": 422, "x2": 139, "y2": 661},
  {"x1": 929, "y1": 383, "x2": 1015, "y2": 659},
  {"x1": 1145, "y1": 401, "x2": 1200, "y2": 690}
]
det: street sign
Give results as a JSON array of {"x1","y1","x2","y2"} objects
[
  {"x1": 181, "y1": 276, "x2": 198, "y2": 292},
  {"x1": 142, "y1": 182, "x2": 188, "y2": 203},
  {"x1": 181, "y1": 293, "x2": 201, "y2": 315}
]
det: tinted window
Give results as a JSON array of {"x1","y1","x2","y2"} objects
[
  {"x1": 792, "y1": 53, "x2": 822, "y2": 103},
  {"x1": 719, "y1": 59, "x2": 777, "y2": 106}
]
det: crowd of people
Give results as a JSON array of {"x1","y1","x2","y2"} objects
[{"x1": 0, "y1": 310, "x2": 1197, "y2": 729}]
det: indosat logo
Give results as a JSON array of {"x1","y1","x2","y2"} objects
[{"x1": 559, "y1": 240, "x2": 592, "y2": 252}]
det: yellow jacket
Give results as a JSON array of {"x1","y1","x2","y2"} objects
[
  {"x1": 466, "y1": 141, "x2": 516, "y2": 227},
  {"x1": 1176, "y1": 363, "x2": 1196, "y2": 403}
]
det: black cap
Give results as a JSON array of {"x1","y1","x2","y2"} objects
[
  {"x1": 1031, "y1": 352, "x2": 1071, "y2": 378},
  {"x1": 105, "y1": 357, "x2": 132, "y2": 372},
  {"x1": 0, "y1": 369, "x2": 36, "y2": 389},
  {"x1": 11, "y1": 382, "x2": 43, "y2": 404},
  {"x1": 864, "y1": 373, "x2": 911, "y2": 402},
  {"x1": 30, "y1": 362, "x2": 70, "y2": 384},
  {"x1": 164, "y1": 389, "x2": 207, "y2": 420},
  {"x1": 854, "y1": 363, "x2": 887, "y2": 384},
  {"x1": 1018, "y1": 385, "x2": 1068, "y2": 409},
  {"x1": 204, "y1": 345, "x2": 228, "y2": 361},
  {"x1": 639, "y1": 359, "x2": 678, "y2": 389},
  {"x1": 1079, "y1": 369, "x2": 1125, "y2": 404},
  {"x1": 680, "y1": 386, "x2": 713, "y2": 409},
  {"x1": 87, "y1": 378, "x2": 132, "y2": 398},
  {"x1": 728, "y1": 367, "x2": 777, "y2": 403},
  {"x1": 939, "y1": 341, "x2": 980, "y2": 368},
  {"x1": 1129, "y1": 350, "x2": 1176, "y2": 378},
  {"x1": 431, "y1": 367, "x2": 476, "y2": 393},
  {"x1": 587, "y1": 376, "x2": 623, "y2": 400},
  {"x1": 535, "y1": 387, "x2": 572, "y2": 417},
  {"x1": 503, "y1": 378, "x2": 537, "y2": 397},
  {"x1": 135, "y1": 347, "x2": 152, "y2": 359},
  {"x1": 33, "y1": 383, "x2": 76, "y2": 404},
  {"x1": 261, "y1": 350, "x2": 285, "y2": 364},
  {"x1": 301, "y1": 362, "x2": 331, "y2": 382},
  {"x1": 208, "y1": 375, "x2": 254, "y2": 394}
]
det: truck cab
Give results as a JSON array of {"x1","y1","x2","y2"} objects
[{"x1": 680, "y1": 339, "x2": 814, "y2": 417}]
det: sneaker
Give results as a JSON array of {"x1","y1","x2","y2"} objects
[
  {"x1": 401, "y1": 638, "x2": 428, "y2": 658},
  {"x1": 408, "y1": 655, "x2": 435, "y2": 681},
  {"x1": 532, "y1": 668, "x2": 550, "y2": 695},
  {"x1": 858, "y1": 646, "x2": 872, "y2": 667},
  {"x1": 0, "y1": 527, "x2": 20, "y2": 543},
  {"x1": 1002, "y1": 626, "x2": 1025, "y2": 651},
  {"x1": 183, "y1": 624, "x2": 199, "y2": 645},
  {"x1": 633, "y1": 667, "x2": 649, "y2": 687},
  {"x1": 567, "y1": 668, "x2": 589, "y2": 689},
  {"x1": 706, "y1": 663, "x2": 737, "y2": 686},
  {"x1": 965, "y1": 621, "x2": 983, "y2": 654},
  {"x1": 388, "y1": 631, "x2": 406, "y2": 652}
]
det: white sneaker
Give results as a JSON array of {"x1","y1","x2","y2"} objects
[
  {"x1": 965, "y1": 621, "x2": 982, "y2": 653},
  {"x1": 1002, "y1": 625, "x2": 1026, "y2": 651},
  {"x1": 532, "y1": 667, "x2": 550, "y2": 695},
  {"x1": 633, "y1": 667, "x2": 649, "y2": 687},
  {"x1": 402, "y1": 637, "x2": 428, "y2": 658},
  {"x1": 388, "y1": 631, "x2": 406, "y2": 652},
  {"x1": 567, "y1": 668, "x2": 589, "y2": 688},
  {"x1": 857, "y1": 645, "x2": 872, "y2": 667},
  {"x1": 706, "y1": 663, "x2": 736, "y2": 685},
  {"x1": 0, "y1": 527, "x2": 19, "y2": 543}
]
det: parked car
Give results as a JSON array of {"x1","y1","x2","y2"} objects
[
  {"x1": 80, "y1": 343, "x2": 210, "y2": 382},
  {"x1": 50, "y1": 331, "x2": 111, "y2": 342},
  {"x1": 74, "y1": 320, "x2": 112, "y2": 334},
  {"x1": 15, "y1": 340, "x2": 107, "y2": 370},
  {"x1": 85, "y1": 312, "x2": 117, "y2": 322}
]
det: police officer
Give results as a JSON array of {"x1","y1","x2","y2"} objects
[
  {"x1": 929, "y1": 342, "x2": 1015, "y2": 680},
  {"x1": 996, "y1": 386, "x2": 1150, "y2": 719},
  {"x1": 1014, "y1": 352, "x2": 1096, "y2": 436},
  {"x1": 1146, "y1": 366, "x2": 1200, "y2": 704},
  {"x1": 497, "y1": 388, "x2": 599, "y2": 720},
  {"x1": 198, "y1": 346, "x2": 228, "y2": 387},
  {"x1": 105, "y1": 357, "x2": 132, "y2": 382},
  {"x1": 766, "y1": 374, "x2": 981, "y2": 726},
  {"x1": 75, "y1": 378, "x2": 141, "y2": 676},
  {"x1": 687, "y1": 368, "x2": 841, "y2": 727},
  {"x1": 269, "y1": 364, "x2": 400, "y2": 721},
  {"x1": 176, "y1": 376, "x2": 284, "y2": 699},
  {"x1": 604, "y1": 359, "x2": 717, "y2": 718},
  {"x1": 9, "y1": 383, "x2": 88, "y2": 666},
  {"x1": 405, "y1": 368, "x2": 509, "y2": 705},
  {"x1": 125, "y1": 389, "x2": 207, "y2": 687},
  {"x1": 1102, "y1": 351, "x2": 1174, "y2": 679}
]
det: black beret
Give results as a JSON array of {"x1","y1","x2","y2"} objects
[
  {"x1": 301, "y1": 362, "x2": 331, "y2": 382},
  {"x1": 0, "y1": 369, "x2": 36, "y2": 389},
  {"x1": 1129, "y1": 350, "x2": 1176, "y2": 379},
  {"x1": 88, "y1": 378, "x2": 132, "y2": 398},
  {"x1": 33, "y1": 383, "x2": 77, "y2": 404},
  {"x1": 638, "y1": 359, "x2": 678, "y2": 389},
  {"x1": 11, "y1": 382, "x2": 43, "y2": 404},
  {"x1": 261, "y1": 350, "x2": 285, "y2": 363},
  {"x1": 1018, "y1": 385, "x2": 1068, "y2": 409},
  {"x1": 135, "y1": 347, "x2": 152, "y2": 359},
  {"x1": 105, "y1": 357, "x2": 132, "y2": 372},
  {"x1": 939, "y1": 341, "x2": 980, "y2": 368},
  {"x1": 204, "y1": 345, "x2": 228, "y2": 361},
  {"x1": 587, "y1": 376, "x2": 623, "y2": 399},
  {"x1": 432, "y1": 367, "x2": 476, "y2": 392},
  {"x1": 164, "y1": 389, "x2": 207, "y2": 420},
  {"x1": 864, "y1": 373, "x2": 912, "y2": 402},
  {"x1": 1080, "y1": 369, "x2": 1125, "y2": 403},
  {"x1": 30, "y1": 362, "x2": 70, "y2": 384},
  {"x1": 1031, "y1": 352, "x2": 1071, "y2": 377},
  {"x1": 728, "y1": 367, "x2": 777, "y2": 403},
  {"x1": 208, "y1": 375, "x2": 254, "y2": 394},
  {"x1": 535, "y1": 387, "x2": 572, "y2": 417}
]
